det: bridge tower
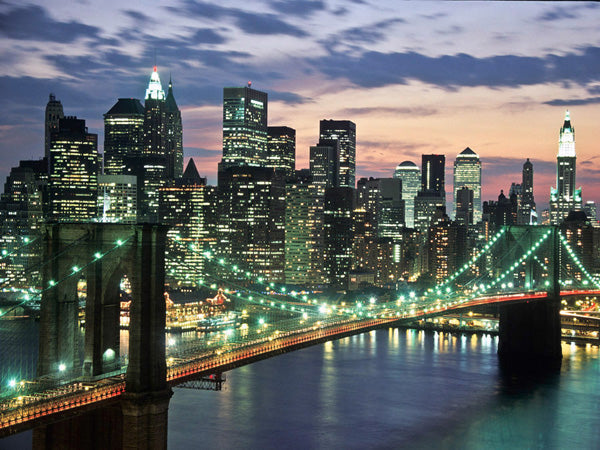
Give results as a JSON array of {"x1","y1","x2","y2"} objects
[
  {"x1": 34, "y1": 223, "x2": 172, "y2": 449},
  {"x1": 497, "y1": 226, "x2": 562, "y2": 364}
]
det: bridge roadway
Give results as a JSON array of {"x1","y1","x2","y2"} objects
[{"x1": 1, "y1": 288, "x2": 599, "y2": 438}]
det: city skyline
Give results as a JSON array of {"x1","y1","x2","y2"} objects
[{"x1": 1, "y1": 1, "x2": 600, "y2": 209}]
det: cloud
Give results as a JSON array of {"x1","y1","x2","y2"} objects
[
  {"x1": 167, "y1": 1, "x2": 307, "y2": 37},
  {"x1": 536, "y1": 6, "x2": 579, "y2": 22},
  {"x1": 544, "y1": 96, "x2": 600, "y2": 106},
  {"x1": 123, "y1": 10, "x2": 155, "y2": 25},
  {"x1": 326, "y1": 18, "x2": 405, "y2": 46},
  {"x1": 0, "y1": 4, "x2": 100, "y2": 43},
  {"x1": 190, "y1": 28, "x2": 227, "y2": 44},
  {"x1": 268, "y1": 0, "x2": 326, "y2": 18},
  {"x1": 337, "y1": 106, "x2": 437, "y2": 117},
  {"x1": 312, "y1": 46, "x2": 600, "y2": 90},
  {"x1": 269, "y1": 90, "x2": 312, "y2": 105}
]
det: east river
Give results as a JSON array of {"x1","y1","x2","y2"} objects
[{"x1": 2, "y1": 320, "x2": 600, "y2": 449}]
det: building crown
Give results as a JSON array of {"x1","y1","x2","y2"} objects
[{"x1": 145, "y1": 66, "x2": 165, "y2": 101}]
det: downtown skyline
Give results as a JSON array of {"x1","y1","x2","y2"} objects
[{"x1": 1, "y1": 1, "x2": 600, "y2": 209}]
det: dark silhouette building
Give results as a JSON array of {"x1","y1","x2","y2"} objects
[{"x1": 319, "y1": 120, "x2": 356, "y2": 188}]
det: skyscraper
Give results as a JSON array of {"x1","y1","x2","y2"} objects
[
  {"x1": 165, "y1": 77, "x2": 184, "y2": 180},
  {"x1": 45, "y1": 94, "x2": 64, "y2": 159},
  {"x1": 324, "y1": 187, "x2": 355, "y2": 288},
  {"x1": 103, "y1": 98, "x2": 145, "y2": 175},
  {"x1": 267, "y1": 126, "x2": 296, "y2": 177},
  {"x1": 414, "y1": 154, "x2": 446, "y2": 233},
  {"x1": 319, "y1": 120, "x2": 356, "y2": 188},
  {"x1": 519, "y1": 158, "x2": 536, "y2": 225},
  {"x1": 49, "y1": 117, "x2": 99, "y2": 221},
  {"x1": 550, "y1": 110, "x2": 582, "y2": 224},
  {"x1": 453, "y1": 147, "x2": 481, "y2": 224},
  {"x1": 221, "y1": 84, "x2": 268, "y2": 169},
  {"x1": 310, "y1": 139, "x2": 339, "y2": 189},
  {"x1": 394, "y1": 161, "x2": 420, "y2": 228}
]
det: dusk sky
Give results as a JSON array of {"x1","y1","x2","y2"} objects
[{"x1": 1, "y1": 1, "x2": 600, "y2": 210}]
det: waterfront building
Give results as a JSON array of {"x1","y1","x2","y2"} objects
[
  {"x1": 284, "y1": 171, "x2": 325, "y2": 286},
  {"x1": 48, "y1": 117, "x2": 99, "y2": 222},
  {"x1": 319, "y1": 120, "x2": 356, "y2": 188},
  {"x1": 267, "y1": 126, "x2": 295, "y2": 177},
  {"x1": 550, "y1": 110, "x2": 582, "y2": 224},
  {"x1": 453, "y1": 147, "x2": 481, "y2": 223},
  {"x1": 159, "y1": 160, "x2": 217, "y2": 288},
  {"x1": 394, "y1": 161, "x2": 420, "y2": 228}
]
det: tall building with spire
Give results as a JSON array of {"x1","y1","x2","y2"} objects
[
  {"x1": 165, "y1": 77, "x2": 183, "y2": 179},
  {"x1": 45, "y1": 94, "x2": 64, "y2": 159},
  {"x1": 519, "y1": 158, "x2": 536, "y2": 224},
  {"x1": 550, "y1": 110, "x2": 582, "y2": 225},
  {"x1": 453, "y1": 147, "x2": 481, "y2": 224}
]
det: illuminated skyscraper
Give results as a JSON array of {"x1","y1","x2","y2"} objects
[
  {"x1": 324, "y1": 187, "x2": 355, "y2": 288},
  {"x1": 310, "y1": 139, "x2": 339, "y2": 189},
  {"x1": 267, "y1": 126, "x2": 295, "y2": 177},
  {"x1": 319, "y1": 120, "x2": 356, "y2": 188},
  {"x1": 160, "y1": 160, "x2": 217, "y2": 287},
  {"x1": 414, "y1": 154, "x2": 445, "y2": 233},
  {"x1": 45, "y1": 94, "x2": 64, "y2": 159},
  {"x1": 453, "y1": 147, "x2": 481, "y2": 223},
  {"x1": 103, "y1": 98, "x2": 145, "y2": 175},
  {"x1": 221, "y1": 85, "x2": 268, "y2": 169},
  {"x1": 519, "y1": 158, "x2": 536, "y2": 225},
  {"x1": 394, "y1": 161, "x2": 420, "y2": 228},
  {"x1": 49, "y1": 117, "x2": 99, "y2": 221},
  {"x1": 550, "y1": 110, "x2": 582, "y2": 224},
  {"x1": 97, "y1": 174, "x2": 137, "y2": 223}
]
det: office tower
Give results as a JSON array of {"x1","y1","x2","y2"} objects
[
  {"x1": 356, "y1": 177, "x2": 404, "y2": 239},
  {"x1": 103, "y1": 98, "x2": 145, "y2": 175},
  {"x1": 319, "y1": 120, "x2": 356, "y2": 188},
  {"x1": 584, "y1": 201, "x2": 597, "y2": 224},
  {"x1": 160, "y1": 160, "x2": 217, "y2": 288},
  {"x1": 221, "y1": 84, "x2": 268, "y2": 169},
  {"x1": 519, "y1": 158, "x2": 537, "y2": 225},
  {"x1": 165, "y1": 77, "x2": 184, "y2": 179},
  {"x1": 284, "y1": 171, "x2": 325, "y2": 286},
  {"x1": 428, "y1": 211, "x2": 467, "y2": 283},
  {"x1": 455, "y1": 186, "x2": 474, "y2": 227},
  {"x1": 550, "y1": 110, "x2": 582, "y2": 224},
  {"x1": 138, "y1": 66, "x2": 172, "y2": 222},
  {"x1": 45, "y1": 94, "x2": 64, "y2": 159},
  {"x1": 218, "y1": 166, "x2": 285, "y2": 282},
  {"x1": 49, "y1": 117, "x2": 99, "y2": 222},
  {"x1": 394, "y1": 161, "x2": 420, "y2": 228},
  {"x1": 414, "y1": 154, "x2": 446, "y2": 233},
  {"x1": 97, "y1": 174, "x2": 137, "y2": 223},
  {"x1": 310, "y1": 140, "x2": 339, "y2": 189},
  {"x1": 267, "y1": 126, "x2": 295, "y2": 177},
  {"x1": 324, "y1": 187, "x2": 355, "y2": 289},
  {"x1": 453, "y1": 147, "x2": 481, "y2": 223},
  {"x1": 421, "y1": 154, "x2": 445, "y2": 195},
  {"x1": 0, "y1": 160, "x2": 45, "y2": 287}
]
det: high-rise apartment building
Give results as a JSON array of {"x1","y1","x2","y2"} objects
[
  {"x1": 394, "y1": 161, "x2": 420, "y2": 228},
  {"x1": 103, "y1": 98, "x2": 145, "y2": 175},
  {"x1": 319, "y1": 120, "x2": 356, "y2": 188},
  {"x1": 453, "y1": 147, "x2": 481, "y2": 224},
  {"x1": 267, "y1": 126, "x2": 295, "y2": 177},
  {"x1": 49, "y1": 117, "x2": 98, "y2": 222},
  {"x1": 519, "y1": 158, "x2": 536, "y2": 225},
  {"x1": 550, "y1": 110, "x2": 582, "y2": 224},
  {"x1": 45, "y1": 94, "x2": 64, "y2": 159},
  {"x1": 221, "y1": 85, "x2": 268, "y2": 169}
]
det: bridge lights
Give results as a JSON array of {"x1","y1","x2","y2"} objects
[
  {"x1": 369, "y1": 297, "x2": 376, "y2": 304},
  {"x1": 116, "y1": 239, "x2": 123, "y2": 246},
  {"x1": 508, "y1": 282, "x2": 513, "y2": 288},
  {"x1": 258, "y1": 318, "x2": 265, "y2": 325},
  {"x1": 58, "y1": 363, "x2": 66, "y2": 372},
  {"x1": 8, "y1": 379, "x2": 16, "y2": 388},
  {"x1": 409, "y1": 291, "x2": 416, "y2": 299},
  {"x1": 72, "y1": 266, "x2": 80, "y2": 273}
]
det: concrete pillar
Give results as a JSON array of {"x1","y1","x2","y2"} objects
[{"x1": 121, "y1": 390, "x2": 173, "y2": 450}]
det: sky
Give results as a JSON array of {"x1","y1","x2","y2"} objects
[{"x1": 1, "y1": 0, "x2": 600, "y2": 211}]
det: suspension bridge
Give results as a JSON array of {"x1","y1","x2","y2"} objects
[{"x1": 0, "y1": 224, "x2": 598, "y2": 448}]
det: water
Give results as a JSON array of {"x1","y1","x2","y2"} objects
[{"x1": 2, "y1": 322, "x2": 600, "y2": 449}]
